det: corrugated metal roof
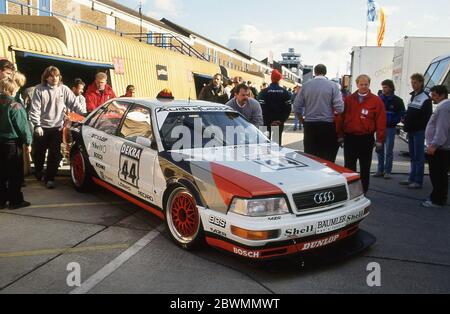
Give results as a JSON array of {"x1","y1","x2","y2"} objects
[
  {"x1": 0, "y1": 16, "x2": 281, "y2": 99},
  {"x1": 0, "y1": 24, "x2": 68, "y2": 57}
]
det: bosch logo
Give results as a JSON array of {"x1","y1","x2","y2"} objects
[{"x1": 313, "y1": 192, "x2": 336, "y2": 205}]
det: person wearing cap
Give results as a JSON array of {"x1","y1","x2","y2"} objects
[
  {"x1": 294, "y1": 64, "x2": 344, "y2": 162},
  {"x1": 258, "y1": 70, "x2": 292, "y2": 145},
  {"x1": 157, "y1": 88, "x2": 174, "y2": 101}
]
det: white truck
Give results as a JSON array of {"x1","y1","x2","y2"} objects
[
  {"x1": 393, "y1": 37, "x2": 450, "y2": 103},
  {"x1": 350, "y1": 46, "x2": 395, "y2": 93}
]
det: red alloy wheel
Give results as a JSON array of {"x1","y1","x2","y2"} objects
[{"x1": 170, "y1": 192, "x2": 200, "y2": 239}]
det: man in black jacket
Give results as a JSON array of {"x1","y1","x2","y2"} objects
[
  {"x1": 258, "y1": 70, "x2": 292, "y2": 145},
  {"x1": 198, "y1": 73, "x2": 229, "y2": 104},
  {"x1": 400, "y1": 73, "x2": 433, "y2": 189}
]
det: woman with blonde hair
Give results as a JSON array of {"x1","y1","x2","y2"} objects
[{"x1": 0, "y1": 78, "x2": 32, "y2": 209}]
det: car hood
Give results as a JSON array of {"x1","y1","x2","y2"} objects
[{"x1": 167, "y1": 144, "x2": 346, "y2": 195}]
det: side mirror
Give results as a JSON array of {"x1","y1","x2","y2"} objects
[{"x1": 136, "y1": 136, "x2": 152, "y2": 148}]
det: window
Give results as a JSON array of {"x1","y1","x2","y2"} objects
[
  {"x1": 0, "y1": 1, "x2": 7, "y2": 14},
  {"x1": 442, "y1": 71, "x2": 450, "y2": 91},
  {"x1": 119, "y1": 105, "x2": 153, "y2": 143},
  {"x1": 425, "y1": 58, "x2": 450, "y2": 90},
  {"x1": 39, "y1": 0, "x2": 51, "y2": 16},
  {"x1": 93, "y1": 101, "x2": 129, "y2": 135},
  {"x1": 147, "y1": 32, "x2": 153, "y2": 44}
]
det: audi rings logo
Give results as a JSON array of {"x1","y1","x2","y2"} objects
[{"x1": 314, "y1": 192, "x2": 336, "y2": 205}]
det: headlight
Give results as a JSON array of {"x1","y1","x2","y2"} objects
[
  {"x1": 229, "y1": 197, "x2": 290, "y2": 217},
  {"x1": 349, "y1": 180, "x2": 364, "y2": 199}
]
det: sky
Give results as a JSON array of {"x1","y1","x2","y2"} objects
[{"x1": 122, "y1": 0, "x2": 450, "y2": 77}]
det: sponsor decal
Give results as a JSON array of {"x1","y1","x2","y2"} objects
[
  {"x1": 347, "y1": 210, "x2": 365, "y2": 223},
  {"x1": 284, "y1": 225, "x2": 314, "y2": 237},
  {"x1": 209, "y1": 216, "x2": 226, "y2": 229},
  {"x1": 233, "y1": 247, "x2": 260, "y2": 259},
  {"x1": 316, "y1": 215, "x2": 347, "y2": 234},
  {"x1": 93, "y1": 152, "x2": 103, "y2": 160},
  {"x1": 254, "y1": 156, "x2": 307, "y2": 171},
  {"x1": 118, "y1": 181, "x2": 132, "y2": 191},
  {"x1": 209, "y1": 228, "x2": 227, "y2": 238},
  {"x1": 91, "y1": 142, "x2": 107, "y2": 154},
  {"x1": 156, "y1": 106, "x2": 233, "y2": 113},
  {"x1": 118, "y1": 143, "x2": 142, "y2": 188},
  {"x1": 91, "y1": 134, "x2": 108, "y2": 142},
  {"x1": 138, "y1": 190, "x2": 154, "y2": 202},
  {"x1": 268, "y1": 216, "x2": 281, "y2": 221},
  {"x1": 300, "y1": 234, "x2": 340, "y2": 251},
  {"x1": 95, "y1": 162, "x2": 105, "y2": 171}
]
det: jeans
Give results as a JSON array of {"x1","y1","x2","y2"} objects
[
  {"x1": 377, "y1": 127, "x2": 396, "y2": 174},
  {"x1": 407, "y1": 130, "x2": 425, "y2": 185}
]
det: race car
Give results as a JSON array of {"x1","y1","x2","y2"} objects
[{"x1": 68, "y1": 98, "x2": 372, "y2": 260}]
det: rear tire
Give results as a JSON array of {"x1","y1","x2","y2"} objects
[
  {"x1": 70, "y1": 147, "x2": 93, "y2": 192},
  {"x1": 165, "y1": 187, "x2": 204, "y2": 250}
]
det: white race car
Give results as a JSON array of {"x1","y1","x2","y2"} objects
[{"x1": 69, "y1": 99, "x2": 371, "y2": 260}]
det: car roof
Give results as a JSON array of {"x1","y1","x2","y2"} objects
[{"x1": 120, "y1": 98, "x2": 231, "y2": 111}]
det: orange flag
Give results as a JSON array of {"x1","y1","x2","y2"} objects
[{"x1": 377, "y1": 8, "x2": 386, "y2": 47}]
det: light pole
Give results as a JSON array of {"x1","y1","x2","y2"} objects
[{"x1": 249, "y1": 41, "x2": 253, "y2": 57}]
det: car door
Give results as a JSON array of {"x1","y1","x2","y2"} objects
[
  {"x1": 82, "y1": 100, "x2": 130, "y2": 185},
  {"x1": 115, "y1": 104, "x2": 158, "y2": 204}
]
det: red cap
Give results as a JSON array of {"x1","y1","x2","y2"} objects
[{"x1": 271, "y1": 70, "x2": 282, "y2": 83}]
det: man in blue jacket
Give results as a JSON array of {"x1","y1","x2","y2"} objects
[
  {"x1": 374, "y1": 80, "x2": 405, "y2": 179},
  {"x1": 258, "y1": 70, "x2": 292, "y2": 145}
]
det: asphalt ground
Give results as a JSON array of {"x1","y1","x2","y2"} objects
[{"x1": 0, "y1": 125, "x2": 449, "y2": 294}]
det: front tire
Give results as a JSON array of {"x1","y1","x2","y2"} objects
[
  {"x1": 165, "y1": 187, "x2": 204, "y2": 250},
  {"x1": 70, "y1": 147, "x2": 93, "y2": 192}
]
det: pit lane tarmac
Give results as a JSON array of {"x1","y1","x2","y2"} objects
[{"x1": 1, "y1": 170, "x2": 449, "y2": 294}]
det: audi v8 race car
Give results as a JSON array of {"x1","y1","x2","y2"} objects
[{"x1": 69, "y1": 98, "x2": 372, "y2": 260}]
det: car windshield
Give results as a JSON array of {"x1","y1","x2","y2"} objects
[{"x1": 156, "y1": 110, "x2": 270, "y2": 150}]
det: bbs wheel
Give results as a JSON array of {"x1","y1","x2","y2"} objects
[
  {"x1": 70, "y1": 147, "x2": 92, "y2": 192},
  {"x1": 165, "y1": 187, "x2": 204, "y2": 250}
]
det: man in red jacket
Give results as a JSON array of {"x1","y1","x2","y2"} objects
[
  {"x1": 85, "y1": 72, "x2": 116, "y2": 113},
  {"x1": 339, "y1": 74, "x2": 386, "y2": 194}
]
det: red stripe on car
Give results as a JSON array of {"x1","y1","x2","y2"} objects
[
  {"x1": 210, "y1": 163, "x2": 284, "y2": 207},
  {"x1": 92, "y1": 177, "x2": 165, "y2": 220},
  {"x1": 302, "y1": 153, "x2": 361, "y2": 183}
]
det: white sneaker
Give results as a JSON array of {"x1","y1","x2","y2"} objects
[
  {"x1": 407, "y1": 183, "x2": 422, "y2": 189},
  {"x1": 421, "y1": 201, "x2": 443, "y2": 208}
]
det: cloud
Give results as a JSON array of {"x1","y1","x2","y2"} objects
[
  {"x1": 146, "y1": 0, "x2": 182, "y2": 18},
  {"x1": 227, "y1": 25, "x2": 373, "y2": 77},
  {"x1": 382, "y1": 6, "x2": 400, "y2": 16},
  {"x1": 423, "y1": 14, "x2": 440, "y2": 22}
]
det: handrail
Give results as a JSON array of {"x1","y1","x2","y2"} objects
[{"x1": 3, "y1": 0, "x2": 208, "y2": 61}]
